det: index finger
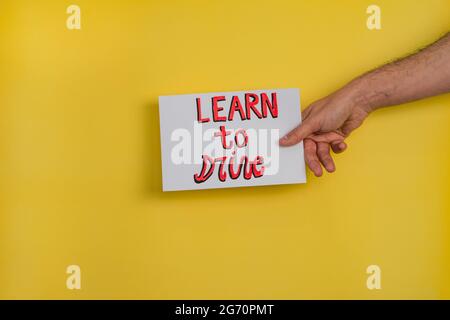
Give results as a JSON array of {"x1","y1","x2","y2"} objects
[{"x1": 279, "y1": 120, "x2": 317, "y2": 147}]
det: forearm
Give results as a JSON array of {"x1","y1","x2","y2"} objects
[
  {"x1": 344, "y1": 32, "x2": 450, "y2": 112},
  {"x1": 280, "y1": 32, "x2": 450, "y2": 152}
]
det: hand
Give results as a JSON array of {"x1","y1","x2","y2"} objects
[{"x1": 279, "y1": 88, "x2": 372, "y2": 176}]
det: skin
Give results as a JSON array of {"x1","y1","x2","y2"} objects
[{"x1": 280, "y1": 32, "x2": 450, "y2": 177}]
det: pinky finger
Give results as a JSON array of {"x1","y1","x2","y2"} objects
[{"x1": 331, "y1": 141, "x2": 347, "y2": 154}]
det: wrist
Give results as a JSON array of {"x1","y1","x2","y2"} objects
[{"x1": 339, "y1": 78, "x2": 376, "y2": 114}]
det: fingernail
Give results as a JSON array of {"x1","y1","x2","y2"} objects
[{"x1": 279, "y1": 136, "x2": 288, "y2": 144}]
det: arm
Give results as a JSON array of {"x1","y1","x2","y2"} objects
[{"x1": 280, "y1": 32, "x2": 450, "y2": 177}]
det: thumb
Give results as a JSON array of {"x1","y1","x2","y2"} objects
[{"x1": 279, "y1": 119, "x2": 317, "y2": 146}]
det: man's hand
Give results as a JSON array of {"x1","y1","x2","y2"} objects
[
  {"x1": 279, "y1": 31, "x2": 450, "y2": 177},
  {"x1": 280, "y1": 88, "x2": 371, "y2": 176}
]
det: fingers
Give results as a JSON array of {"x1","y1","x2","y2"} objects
[
  {"x1": 331, "y1": 141, "x2": 347, "y2": 154},
  {"x1": 307, "y1": 131, "x2": 347, "y2": 156},
  {"x1": 307, "y1": 131, "x2": 345, "y2": 144},
  {"x1": 305, "y1": 139, "x2": 345, "y2": 177},
  {"x1": 317, "y1": 142, "x2": 335, "y2": 173},
  {"x1": 279, "y1": 120, "x2": 317, "y2": 147},
  {"x1": 304, "y1": 139, "x2": 323, "y2": 177}
]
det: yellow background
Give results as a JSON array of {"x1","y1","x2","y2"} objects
[{"x1": 1, "y1": 0, "x2": 449, "y2": 299}]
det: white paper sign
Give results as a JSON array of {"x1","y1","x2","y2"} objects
[{"x1": 159, "y1": 88, "x2": 306, "y2": 191}]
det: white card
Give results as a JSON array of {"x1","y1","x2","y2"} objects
[{"x1": 158, "y1": 88, "x2": 306, "y2": 191}]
